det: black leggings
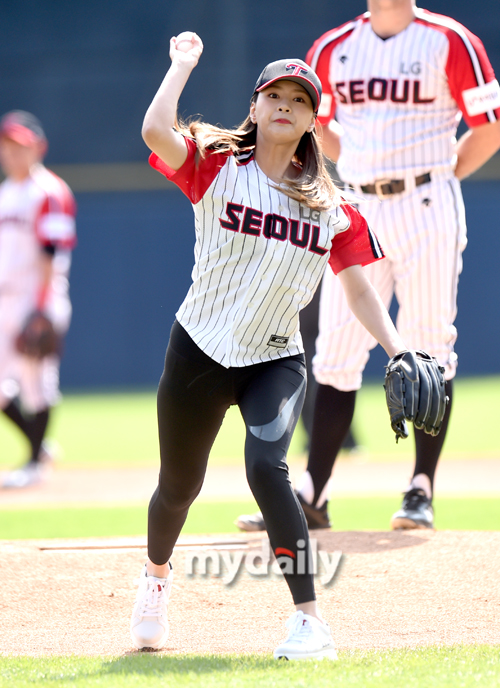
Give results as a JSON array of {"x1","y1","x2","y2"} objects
[{"x1": 148, "y1": 320, "x2": 314, "y2": 604}]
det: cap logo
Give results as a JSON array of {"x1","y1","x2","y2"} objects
[{"x1": 285, "y1": 63, "x2": 309, "y2": 77}]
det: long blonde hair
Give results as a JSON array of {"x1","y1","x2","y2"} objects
[{"x1": 175, "y1": 96, "x2": 340, "y2": 211}]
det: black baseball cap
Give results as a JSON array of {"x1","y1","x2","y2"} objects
[
  {"x1": 0, "y1": 110, "x2": 46, "y2": 146},
  {"x1": 253, "y1": 59, "x2": 322, "y2": 113}
]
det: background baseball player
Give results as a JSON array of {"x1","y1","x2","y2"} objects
[
  {"x1": 0, "y1": 111, "x2": 77, "y2": 489},
  {"x1": 300, "y1": 0, "x2": 500, "y2": 530},
  {"x1": 237, "y1": 0, "x2": 500, "y2": 533}
]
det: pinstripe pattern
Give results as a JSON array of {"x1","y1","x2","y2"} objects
[
  {"x1": 171, "y1": 150, "x2": 375, "y2": 368},
  {"x1": 307, "y1": 10, "x2": 499, "y2": 390},
  {"x1": 414, "y1": 9, "x2": 497, "y2": 123},
  {"x1": 308, "y1": 18, "x2": 362, "y2": 73},
  {"x1": 314, "y1": 177, "x2": 466, "y2": 390},
  {"x1": 309, "y1": 12, "x2": 499, "y2": 185}
]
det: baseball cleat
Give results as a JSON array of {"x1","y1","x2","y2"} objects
[
  {"x1": 2, "y1": 461, "x2": 44, "y2": 489},
  {"x1": 274, "y1": 611, "x2": 338, "y2": 661},
  {"x1": 296, "y1": 492, "x2": 331, "y2": 529},
  {"x1": 235, "y1": 492, "x2": 331, "y2": 532},
  {"x1": 2, "y1": 440, "x2": 59, "y2": 489},
  {"x1": 234, "y1": 511, "x2": 266, "y2": 532},
  {"x1": 130, "y1": 563, "x2": 173, "y2": 651},
  {"x1": 391, "y1": 488, "x2": 434, "y2": 530}
]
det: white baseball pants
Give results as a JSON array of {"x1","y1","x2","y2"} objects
[{"x1": 313, "y1": 175, "x2": 467, "y2": 391}]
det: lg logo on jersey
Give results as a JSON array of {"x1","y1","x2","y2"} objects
[
  {"x1": 400, "y1": 61, "x2": 421, "y2": 75},
  {"x1": 299, "y1": 206, "x2": 321, "y2": 223},
  {"x1": 335, "y1": 78, "x2": 434, "y2": 105},
  {"x1": 219, "y1": 202, "x2": 329, "y2": 256}
]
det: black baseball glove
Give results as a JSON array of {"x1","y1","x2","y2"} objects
[
  {"x1": 15, "y1": 310, "x2": 61, "y2": 359},
  {"x1": 384, "y1": 350, "x2": 448, "y2": 442}
]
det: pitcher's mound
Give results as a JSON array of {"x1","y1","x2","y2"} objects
[{"x1": 1, "y1": 530, "x2": 499, "y2": 656}]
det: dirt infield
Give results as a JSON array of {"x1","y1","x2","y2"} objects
[{"x1": 1, "y1": 529, "x2": 499, "y2": 656}]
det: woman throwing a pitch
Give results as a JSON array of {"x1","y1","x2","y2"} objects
[{"x1": 131, "y1": 31, "x2": 405, "y2": 660}]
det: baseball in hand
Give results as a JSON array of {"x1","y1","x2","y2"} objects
[{"x1": 175, "y1": 32, "x2": 196, "y2": 52}]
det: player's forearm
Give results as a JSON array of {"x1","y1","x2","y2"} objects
[
  {"x1": 37, "y1": 251, "x2": 54, "y2": 311},
  {"x1": 338, "y1": 265, "x2": 405, "y2": 358},
  {"x1": 348, "y1": 290, "x2": 405, "y2": 359},
  {"x1": 142, "y1": 35, "x2": 203, "y2": 169},
  {"x1": 454, "y1": 119, "x2": 500, "y2": 180},
  {"x1": 142, "y1": 63, "x2": 192, "y2": 159}
]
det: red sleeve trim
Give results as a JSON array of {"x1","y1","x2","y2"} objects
[
  {"x1": 328, "y1": 202, "x2": 385, "y2": 275},
  {"x1": 149, "y1": 137, "x2": 230, "y2": 204},
  {"x1": 306, "y1": 15, "x2": 366, "y2": 125},
  {"x1": 415, "y1": 11, "x2": 500, "y2": 126},
  {"x1": 35, "y1": 173, "x2": 77, "y2": 250}
]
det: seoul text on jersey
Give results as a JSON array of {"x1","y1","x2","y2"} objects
[
  {"x1": 219, "y1": 202, "x2": 330, "y2": 255},
  {"x1": 335, "y1": 79, "x2": 435, "y2": 105}
]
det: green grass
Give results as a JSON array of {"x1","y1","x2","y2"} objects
[
  {"x1": 1, "y1": 646, "x2": 499, "y2": 687},
  {"x1": 354, "y1": 375, "x2": 500, "y2": 459},
  {"x1": 1, "y1": 496, "x2": 499, "y2": 540},
  {"x1": 0, "y1": 500, "x2": 251, "y2": 540},
  {"x1": 2, "y1": 376, "x2": 499, "y2": 469},
  {"x1": 0, "y1": 392, "x2": 306, "y2": 468}
]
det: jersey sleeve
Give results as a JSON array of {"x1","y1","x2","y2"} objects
[
  {"x1": 35, "y1": 181, "x2": 77, "y2": 250},
  {"x1": 306, "y1": 17, "x2": 362, "y2": 126},
  {"x1": 306, "y1": 37, "x2": 337, "y2": 125},
  {"x1": 443, "y1": 21, "x2": 500, "y2": 126},
  {"x1": 328, "y1": 202, "x2": 385, "y2": 275},
  {"x1": 149, "y1": 137, "x2": 230, "y2": 204}
]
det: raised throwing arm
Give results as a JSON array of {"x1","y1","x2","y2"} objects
[{"x1": 142, "y1": 33, "x2": 204, "y2": 171}]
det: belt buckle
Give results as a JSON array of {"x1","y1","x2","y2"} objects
[{"x1": 373, "y1": 178, "x2": 392, "y2": 200}]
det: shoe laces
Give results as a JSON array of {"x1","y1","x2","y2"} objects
[
  {"x1": 138, "y1": 577, "x2": 168, "y2": 617},
  {"x1": 403, "y1": 488, "x2": 430, "y2": 509},
  {"x1": 285, "y1": 612, "x2": 315, "y2": 642}
]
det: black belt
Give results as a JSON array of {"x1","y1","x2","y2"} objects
[{"x1": 360, "y1": 172, "x2": 431, "y2": 198}]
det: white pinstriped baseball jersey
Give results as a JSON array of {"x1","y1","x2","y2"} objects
[
  {"x1": 150, "y1": 138, "x2": 384, "y2": 368},
  {"x1": 0, "y1": 164, "x2": 76, "y2": 412},
  {"x1": 0, "y1": 163, "x2": 76, "y2": 297},
  {"x1": 307, "y1": 8, "x2": 500, "y2": 185}
]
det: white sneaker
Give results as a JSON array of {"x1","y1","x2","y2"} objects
[
  {"x1": 130, "y1": 564, "x2": 173, "y2": 650},
  {"x1": 234, "y1": 511, "x2": 266, "y2": 532},
  {"x1": 274, "y1": 611, "x2": 338, "y2": 661},
  {"x1": 2, "y1": 462, "x2": 44, "y2": 489},
  {"x1": 2, "y1": 439, "x2": 59, "y2": 489}
]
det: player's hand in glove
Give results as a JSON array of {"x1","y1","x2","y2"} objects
[
  {"x1": 15, "y1": 310, "x2": 61, "y2": 359},
  {"x1": 384, "y1": 350, "x2": 448, "y2": 442}
]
